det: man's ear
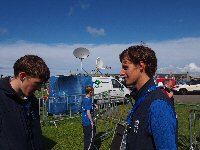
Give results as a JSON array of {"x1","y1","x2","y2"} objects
[
  {"x1": 139, "y1": 61, "x2": 146, "y2": 71},
  {"x1": 19, "y1": 72, "x2": 27, "y2": 81}
]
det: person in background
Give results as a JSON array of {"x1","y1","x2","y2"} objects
[
  {"x1": 82, "y1": 85, "x2": 97, "y2": 150},
  {"x1": 120, "y1": 45, "x2": 177, "y2": 150},
  {"x1": 162, "y1": 79, "x2": 174, "y2": 105},
  {"x1": 43, "y1": 95, "x2": 48, "y2": 102},
  {"x1": 0, "y1": 55, "x2": 50, "y2": 150}
]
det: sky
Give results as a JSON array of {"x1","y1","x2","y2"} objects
[{"x1": 0, "y1": 0, "x2": 200, "y2": 76}]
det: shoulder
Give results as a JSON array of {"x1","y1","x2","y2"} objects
[
  {"x1": 28, "y1": 95, "x2": 39, "y2": 109},
  {"x1": 29, "y1": 95, "x2": 38, "y2": 103},
  {"x1": 148, "y1": 99, "x2": 176, "y2": 125},
  {"x1": 149, "y1": 99, "x2": 175, "y2": 115},
  {"x1": 150, "y1": 87, "x2": 174, "y2": 104},
  {"x1": 83, "y1": 97, "x2": 90, "y2": 104}
]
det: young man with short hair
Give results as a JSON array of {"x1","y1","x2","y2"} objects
[
  {"x1": 82, "y1": 85, "x2": 96, "y2": 150},
  {"x1": 120, "y1": 45, "x2": 177, "y2": 150},
  {"x1": 0, "y1": 55, "x2": 50, "y2": 150}
]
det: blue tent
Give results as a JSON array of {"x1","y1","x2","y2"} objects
[{"x1": 47, "y1": 75, "x2": 93, "y2": 115}]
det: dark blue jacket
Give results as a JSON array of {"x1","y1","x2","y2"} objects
[
  {"x1": 0, "y1": 77, "x2": 44, "y2": 150},
  {"x1": 126, "y1": 79, "x2": 177, "y2": 150}
]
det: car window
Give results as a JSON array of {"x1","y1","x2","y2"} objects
[
  {"x1": 197, "y1": 80, "x2": 200, "y2": 84},
  {"x1": 190, "y1": 80, "x2": 195, "y2": 85},
  {"x1": 112, "y1": 79, "x2": 121, "y2": 88},
  {"x1": 190, "y1": 80, "x2": 200, "y2": 85}
]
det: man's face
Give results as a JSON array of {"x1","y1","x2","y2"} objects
[
  {"x1": 120, "y1": 57, "x2": 141, "y2": 86},
  {"x1": 21, "y1": 76, "x2": 43, "y2": 97},
  {"x1": 166, "y1": 80, "x2": 173, "y2": 89}
]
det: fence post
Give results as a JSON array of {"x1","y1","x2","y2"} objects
[{"x1": 38, "y1": 97, "x2": 40, "y2": 117}]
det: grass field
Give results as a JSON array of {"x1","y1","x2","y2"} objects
[{"x1": 41, "y1": 103, "x2": 200, "y2": 150}]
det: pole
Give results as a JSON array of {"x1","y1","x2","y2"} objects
[{"x1": 81, "y1": 58, "x2": 83, "y2": 74}]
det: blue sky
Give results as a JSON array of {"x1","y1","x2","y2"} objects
[{"x1": 0, "y1": 0, "x2": 200, "y2": 76}]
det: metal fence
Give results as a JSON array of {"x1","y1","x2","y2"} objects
[
  {"x1": 38, "y1": 92, "x2": 131, "y2": 138},
  {"x1": 38, "y1": 94, "x2": 200, "y2": 149},
  {"x1": 175, "y1": 103, "x2": 200, "y2": 150},
  {"x1": 39, "y1": 94, "x2": 85, "y2": 127}
]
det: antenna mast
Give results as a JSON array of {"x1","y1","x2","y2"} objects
[{"x1": 73, "y1": 47, "x2": 90, "y2": 74}]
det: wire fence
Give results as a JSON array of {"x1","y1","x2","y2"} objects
[
  {"x1": 38, "y1": 92, "x2": 131, "y2": 133},
  {"x1": 175, "y1": 103, "x2": 200, "y2": 150},
  {"x1": 38, "y1": 94, "x2": 200, "y2": 150}
]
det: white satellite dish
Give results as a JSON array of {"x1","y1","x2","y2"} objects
[
  {"x1": 73, "y1": 47, "x2": 90, "y2": 59},
  {"x1": 94, "y1": 57, "x2": 107, "y2": 75},
  {"x1": 96, "y1": 57, "x2": 104, "y2": 69},
  {"x1": 73, "y1": 47, "x2": 90, "y2": 73}
]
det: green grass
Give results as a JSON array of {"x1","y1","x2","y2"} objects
[
  {"x1": 176, "y1": 104, "x2": 200, "y2": 149},
  {"x1": 41, "y1": 103, "x2": 200, "y2": 150},
  {"x1": 42, "y1": 117, "x2": 84, "y2": 150}
]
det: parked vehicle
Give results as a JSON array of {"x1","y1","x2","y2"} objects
[
  {"x1": 172, "y1": 79, "x2": 200, "y2": 95},
  {"x1": 92, "y1": 76, "x2": 130, "y2": 97},
  {"x1": 176, "y1": 80, "x2": 190, "y2": 85}
]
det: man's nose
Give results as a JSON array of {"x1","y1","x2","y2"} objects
[{"x1": 120, "y1": 70, "x2": 125, "y2": 76}]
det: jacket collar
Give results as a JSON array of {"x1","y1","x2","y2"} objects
[
  {"x1": 0, "y1": 77, "x2": 26, "y2": 104},
  {"x1": 135, "y1": 78, "x2": 156, "y2": 100}
]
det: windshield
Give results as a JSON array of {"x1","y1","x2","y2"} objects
[{"x1": 111, "y1": 79, "x2": 121, "y2": 88}]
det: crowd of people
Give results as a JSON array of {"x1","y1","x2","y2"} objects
[{"x1": 0, "y1": 45, "x2": 178, "y2": 150}]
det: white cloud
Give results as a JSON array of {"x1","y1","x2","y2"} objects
[
  {"x1": 0, "y1": 37, "x2": 200, "y2": 76},
  {"x1": 148, "y1": 37, "x2": 200, "y2": 75},
  {"x1": 178, "y1": 63, "x2": 200, "y2": 73},
  {"x1": 86, "y1": 26, "x2": 105, "y2": 37},
  {"x1": 157, "y1": 65, "x2": 175, "y2": 74}
]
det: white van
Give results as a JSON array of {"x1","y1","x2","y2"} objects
[{"x1": 92, "y1": 76, "x2": 130, "y2": 97}]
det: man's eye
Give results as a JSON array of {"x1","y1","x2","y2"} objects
[
  {"x1": 33, "y1": 84, "x2": 39, "y2": 87},
  {"x1": 33, "y1": 83, "x2": 42, "y2": 87},
  {"x1": 123, "y1": 66, "x2": 128, "y2": 70}
]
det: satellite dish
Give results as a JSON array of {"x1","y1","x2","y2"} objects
[
  {"x1": 94, "y1": 57, "x2": 106, "y2": 75},
  {"x1": 73, "y1": 47, "x2": 90, "y2": 59},
  {"x1": 96, "y1": 57, "x2": 104, "y2": 69},
  {"x1": 73, "y1": 47, "x2": 90, "y2": 73}
]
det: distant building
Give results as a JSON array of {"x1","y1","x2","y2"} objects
[
  {"x1": 193, "y1": 76, "x2": 200, "y2": 80},
  {"x1": 156, "y1": 73, "x2": 188, "y2": 80}
]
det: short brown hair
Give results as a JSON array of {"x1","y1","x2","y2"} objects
[
  {"x1": 85, "y1": 85, "x2": 94, "y2": 94},
  {"x1": 119, "y1": 45, "x2": 157, "y2": 78},
  {"x1": 13, "y1": 55, "x2": 50, "y2": 82}
]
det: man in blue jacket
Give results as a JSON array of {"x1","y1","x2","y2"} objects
[
  {"x1": 0, "y1": 55, "x2": 50, "y2": 150},
  {"x1": 119, "y1": 45, "x2": 177, "y2": 150}
]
